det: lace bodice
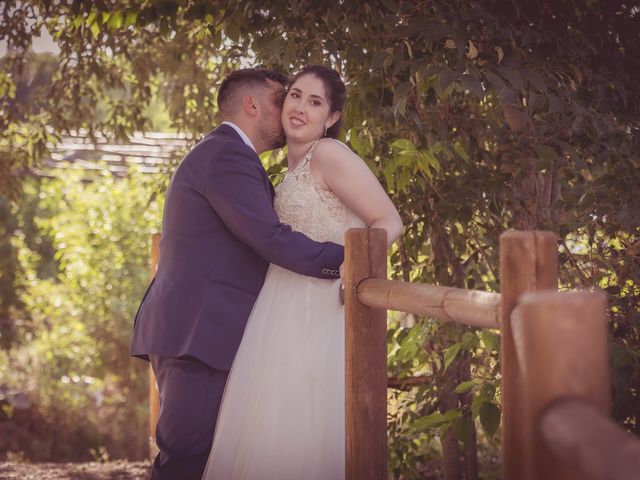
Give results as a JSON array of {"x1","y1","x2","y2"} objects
[{"x1": 274, "y1": 140, "x2": 362, "y2": 245}]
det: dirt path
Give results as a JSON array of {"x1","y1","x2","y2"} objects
[{"x1": 0, "y1": 461, "x2": 151, "y2": 480}]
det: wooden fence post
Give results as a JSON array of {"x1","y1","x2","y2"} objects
[
  {"x1": 499, "y1": 231, "x2": 558, "y2": 480},
  {"x1": 344, "y1": 228, "x2": 387, "y2": 480},
  {"x1": 511, "y1": 291, "x2": 609, "y2": 479},
  {"x1": 149, "y1": 233, "x2": 161, "y2": 457}
]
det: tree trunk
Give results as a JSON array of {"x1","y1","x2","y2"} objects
[
  {"x1": 429, "y1": 212, "x2": 468, "y2": 480},
  {"x1": 440, "y1": 375, "x2": 462, "y2": 480},
  {"x1": 463, "y1": 421, "x2": 479, "y2": 480},
  {"x1": 459, "y1": 355, "x2": 479, "y2": 480},
  {"x1": 511, "y1": 160, "x2": 559, "y2": 230}
]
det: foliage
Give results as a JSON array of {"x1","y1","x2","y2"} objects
[
  {"x1": 0, "y1": 170, "x2": 162, "y2": 460},
  {"x1": 1, "y1": 0, "x2": 639, "y2": 476}
]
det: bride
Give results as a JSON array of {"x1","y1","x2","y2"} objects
[{"x1": 202, "y1": 65, "x2": 403, "y2": 480}]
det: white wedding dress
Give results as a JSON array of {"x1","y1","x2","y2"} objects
[{"x1": 202, "y1": 140, "x2": 364, "y2": 480}]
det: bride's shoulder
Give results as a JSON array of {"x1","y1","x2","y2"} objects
[{"x1": 312, "y1": 138, "x2": 357, "y2": 164}]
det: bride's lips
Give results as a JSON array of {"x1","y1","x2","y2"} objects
[{"x1": 289, "y1": 116, "x2": 305, "y2": 127}]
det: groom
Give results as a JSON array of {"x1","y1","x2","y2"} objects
[{"x1": 131, "y1": 68, "x2": 344, "y2": 480}]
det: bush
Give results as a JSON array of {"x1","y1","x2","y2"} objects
[{"x1": 0, "y1": 169, "x2": 162, "y2": 461}]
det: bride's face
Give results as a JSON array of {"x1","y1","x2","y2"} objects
[{"x1": 282, "y1": 74, "x2": 338, "y2": 144}]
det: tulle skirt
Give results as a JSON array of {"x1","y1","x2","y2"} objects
[{"x1": 202, "y1": 263, "x2": 345, "y2": 480}]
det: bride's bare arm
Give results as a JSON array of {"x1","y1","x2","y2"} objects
[{"x1": 311, "y1": 139, "x2": 403, "y2": 247}]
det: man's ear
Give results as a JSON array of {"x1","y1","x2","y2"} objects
[{"x1": 241, "y1": 94, "x2": 260, "y2": 117}]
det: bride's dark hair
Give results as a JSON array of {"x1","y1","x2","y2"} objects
[{"x1": 288, "y1": 65, "x2": 345, "y2": 139}]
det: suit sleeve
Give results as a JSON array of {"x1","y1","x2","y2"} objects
[{"x1": 203, "y1": 144, "x2": 344, "y2": 279}]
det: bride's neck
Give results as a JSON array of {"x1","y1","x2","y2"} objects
[{"x1": 286, "y1": 139, "x2": 320, "y2": 169}]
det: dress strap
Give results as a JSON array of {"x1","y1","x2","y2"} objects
[{"x1": 301, "y1": 139, "x2": 326, "y2": 167}]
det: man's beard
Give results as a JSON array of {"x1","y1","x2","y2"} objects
[
  {"x1": 263, "y1": 125, "x2": 286, "y2": 151},
  {"x1": 271, "y1": 129, "x2": 286, "y2": 150}
]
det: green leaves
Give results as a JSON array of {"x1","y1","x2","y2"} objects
[
  {"x1": 454, "y1": 379, "x2": 479, "y2": 393},
  {"x1": 443, "y1": 342, "x2": 461, "y2": 372},
  {"x1": 0, "y1": 71, "x2": 16, "y2": 100},
  {"x1": 408, "y1": 23, "x2": 453, "y2": 43},
  {"x1": 470, "y1": 383, "x2": 501, "y2": 439},
  {"x1": 416, "y1": 150, "x2": 440, "y2": 178},
  {"x1": 532, "y1": 144, "x2": 557, "y2": 169},
  {"x1": 78, "y1": 8, "x2": 139, "y2": 35},
  {"x1": 460, "y1": 73, "x2": 484, "y2": 98},
  {"x1": 392, "y1": 81, "x2": 412, "y2": 117},
  {"x1": 157, "y1": 1, "x2": 180, "y2": 17},
  {"x1": 497, "y1": 66, "x2": 525, "y2": 91},
  {"x1": 347, "y1": 128, "x2": 373, "y2": 158},
  {"x1": 371, "y1": 50, "x2": 390, "y2": 70},
  {"x1": 481, "y1": 330, "x2": 499, "y2": 353},
  {"x1": 3, "y1": 169, "x2": 163, "y2": 459},
  {"x1": 390, "y1": 138, "x2": 442, "y2": 181},
  {"x1": 413, "y1": 409, "x2": 461, "y2": 431},
  {"x1": 478, "y1": 401, "x2": 501, "y2": 439},
  {"x1": 438, "y1": 66, "x2": 457, "y2": 91}
]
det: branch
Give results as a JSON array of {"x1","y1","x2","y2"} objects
[{"x1": 387, "y1": 375, "x2": 431, "y2": 390}]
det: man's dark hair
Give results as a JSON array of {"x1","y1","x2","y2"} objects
[{"x1": 217, "y1": 68, "x2": 288, "y2": 118}]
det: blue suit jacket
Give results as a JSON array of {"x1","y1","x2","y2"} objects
[{"x1": 131, "y1": 125, "x2": 344, "y2": 370}]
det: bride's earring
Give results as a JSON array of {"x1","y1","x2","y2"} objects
[{"x1": 323, "y1": 127, "x2": 327, "y2": 137}]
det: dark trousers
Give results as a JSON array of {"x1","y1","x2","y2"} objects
[{"x1": 149, "y1": 355, "x2": 228, "y2": 480}]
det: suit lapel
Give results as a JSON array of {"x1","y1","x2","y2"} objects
[
  {"x1": 268, "y1": 181, "x2": 275, "y2": 202},
  {"x1": 212, "y1": 124, "x2": 276, "y2": 202}
]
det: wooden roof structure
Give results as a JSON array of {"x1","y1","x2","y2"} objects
[{"x1": 39, "y1": 129, "x2": 193, "y2": 177}]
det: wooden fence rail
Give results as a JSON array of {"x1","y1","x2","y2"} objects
[
  {"x1": 540, "y1": 398, "x2": 640, "y2": 480},
  {"x1": 357, "y1": 278, "x2": 500, "y2": 329}
]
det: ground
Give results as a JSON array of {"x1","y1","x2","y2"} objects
[{"x1": 0, "y1": 461, "x2": 151, "y2": 479}]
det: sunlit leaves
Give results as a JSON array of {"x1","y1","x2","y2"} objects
[
  {"x1": 1, "y1": 170, "x2": 163, "y2": 458},
  {"x1": 0, "y1": 70, "x2": 16, "y2": 100},
  {"x1": 466, "y1": 40, "x2": 478, "y2": 59},
  {"x1": 443, "y1": 342, "x2": 461, "y2": 372},
  {"x1": 481, "y1": 330, "x2": 499, "y2": 353}
]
